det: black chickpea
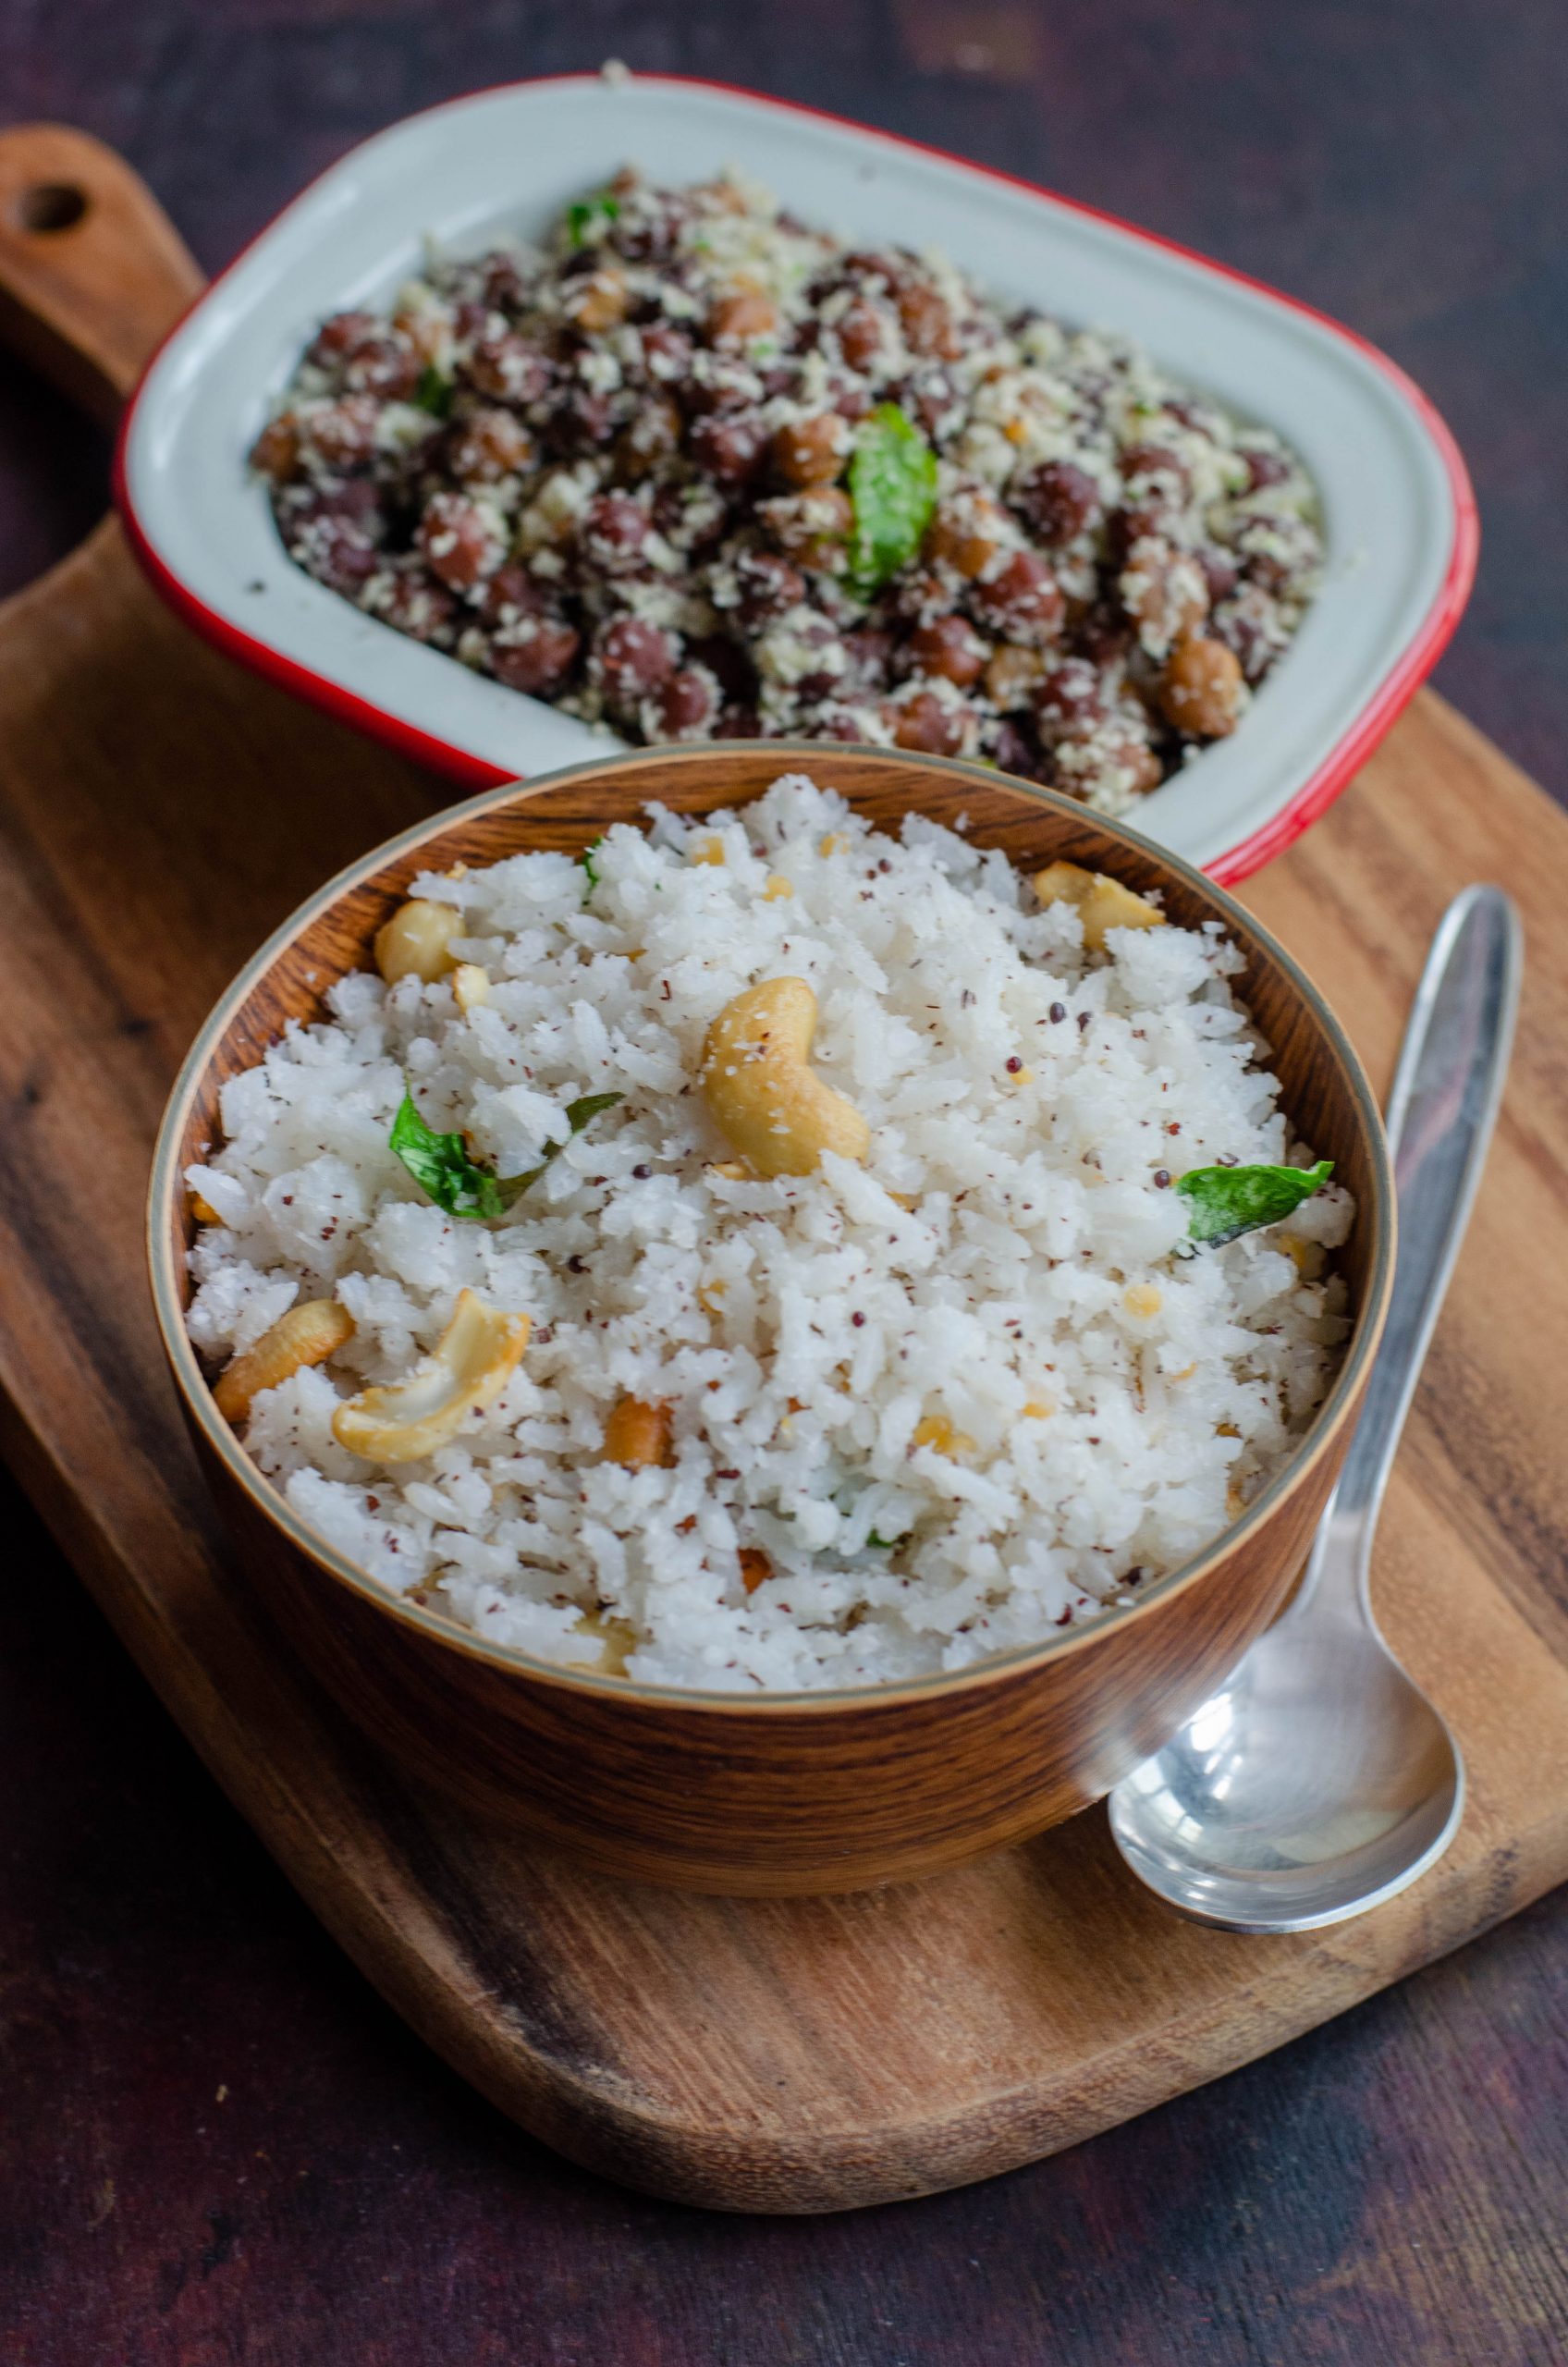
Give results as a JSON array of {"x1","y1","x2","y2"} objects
[
  {"x1": 1158, "y1": 636, "x2": 1246, "y2": 738},
  {"x1": 253, "y1": 167, "x2": 1319, "y2": 777}
]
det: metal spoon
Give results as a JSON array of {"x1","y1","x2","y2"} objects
[{"x1": 1109, "y1": 884, "x2": 1523, "y2": 1933}]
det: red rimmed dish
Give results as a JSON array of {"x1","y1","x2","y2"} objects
[
  {"x1": 148, "y1": 743, "x2": 1395, "y2": 1895},
  {"x1": 115, "y1": 71, "x2": 1474, "y2": 887}
]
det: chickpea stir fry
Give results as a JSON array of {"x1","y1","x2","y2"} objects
[{"x1": 250, "y1": 169, "x2": 1320, "y2": 810}]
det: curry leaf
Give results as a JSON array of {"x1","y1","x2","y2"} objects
[
  {"x1": 390, "y1": 1088, "x2": 623, "y2": 1223},
  {"x1": 389, "y1": 1093, "x2": 508, "y2": 1220},
  {"x1": 846, "y1": 403, "x2": 938, "y2": 599},
  {"x1": 566, "y1": 191, "x2": 620, "y2": 248},
  {"x1": 412, "y1": 364, "x2": 455, "y2": 418},
  {"x1": 501, "y1": 1093, "x2": 625, "y2": 1199},
  {"x1": 1176, "y1": 1159, "x2": 1332, "y2": 1248}
]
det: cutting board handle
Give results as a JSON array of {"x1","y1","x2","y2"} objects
[{"x1": 0, "y1": 124, "x2": 204, "y2": 427}]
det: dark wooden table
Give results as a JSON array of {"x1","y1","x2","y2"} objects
[{"x1": 3, "y1": 5, "x2": 1566, "y2": 2360}]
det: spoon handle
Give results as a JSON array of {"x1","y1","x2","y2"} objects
[{"x1": 1295, "y1": 885, "x2": 1523, "y2": 1615}]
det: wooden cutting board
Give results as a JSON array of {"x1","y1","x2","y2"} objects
[
  {"x1": 7, "y1": 521, "x2": 1568, "y2": 2214},
  {"x1": 3, "y1": 127, "x2": 1568, "y2": 2216}
]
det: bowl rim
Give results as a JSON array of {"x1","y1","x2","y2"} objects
[
  {"x1": 111, "y1": 67, "x2": 1477, "y2": 891},
  {"x1": 148, "y1": 741, "x2": 1396, "y2": 1713}
]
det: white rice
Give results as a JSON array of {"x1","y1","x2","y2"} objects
[{"x1": 186, "y1": 772, "x2": 1354, "y2": 1692}]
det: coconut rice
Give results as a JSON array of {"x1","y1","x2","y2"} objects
[{"x1": 185, "y1": 772, "x2": 1354, "y2": 1692}]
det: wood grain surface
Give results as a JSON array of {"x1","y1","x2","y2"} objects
[
  {"x1": 0, "y1": 510, "x2": 1566, "y2": 2225},
  {"x1": 153, "y1": 745, "x2": 1389, "y2": 1894},
  {"x1": 0, "y1": 122, "x2": 201, "y2": 423},
  {"x1": 3, "y1": 4, "x2": 1568, "y2": 2356}
]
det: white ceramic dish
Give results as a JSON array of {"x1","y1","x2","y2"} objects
[{"x1": 116, "y1": 70, "x2": 1476, "y2": 884}]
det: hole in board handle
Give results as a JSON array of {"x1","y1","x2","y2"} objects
[{"x1": 17, "y1": 183, "x2": 89, "y2": 234}]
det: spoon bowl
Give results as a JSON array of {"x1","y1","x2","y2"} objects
[
  {"x1": 1108, "y1": 1595, "x2": 1464, "y2": 1932},
  {"x1": 1110, "y1": 884, "x2": 1520, "y2": 1932}
]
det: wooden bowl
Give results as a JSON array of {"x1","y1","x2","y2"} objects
[{"x1": 149, "y1": 744, "x2": 1394, "y2": 1895}]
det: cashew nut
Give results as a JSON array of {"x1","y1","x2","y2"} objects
[
  {"x1": 331, "y1": 1290, "x2": 529, "y2": 1464},
  {"x1": 214, "y1": 1299, "x2": 355, "y2": 1426},
  {"x1": 451, "y1": 962, "x2": 491, "y2": 1012},
  {"x1": 374, "y1": 898, "x2": 464, "y2": 985},
  {"x1": 602, "y1": 1395, "x2": 675, "y2": 1468},
  {"x1": 700, "y1": 976, "x2": 870, "y2": 1179},
  {"x1": 1032, "y1": 861, "x2": 1163, "y2": 951}
]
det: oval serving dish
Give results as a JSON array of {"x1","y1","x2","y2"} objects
[
  {"x1": 116, "y1": 70, "x2": 1475, "y2": 887},
  {"x1": 149, "y1": 743, "x2": 1395, "y2": 1895}
]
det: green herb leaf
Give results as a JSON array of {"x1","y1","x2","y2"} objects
[
  {"x1": 566, "y1": 191, "x2": 620, "y2": 249},
  {"x1": 389, "y1": 1088, "x2": 623, "y2": 1223},
  {"x1": 866, "y1": 1532, "x2": 904, "y2": 1551},
  {"x1": 580, "y1": 836, "x2": 605, "y2": 901},
  {"x1": 846, "y1": 403, "x2": 938, "y2": 599},
  {"x1": 389, "y1": 1092, "x2": 509, "y2": 1220},
  {"x1": 1176, "y1": 1159, "x2": 1332, "y2": 1248},
  {"x1": 412, "y1": 363, "x2": 455, "y2": 418},
  {"x1": 501, "y1": 1093, "x2": 625, "y2": 1199}
]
